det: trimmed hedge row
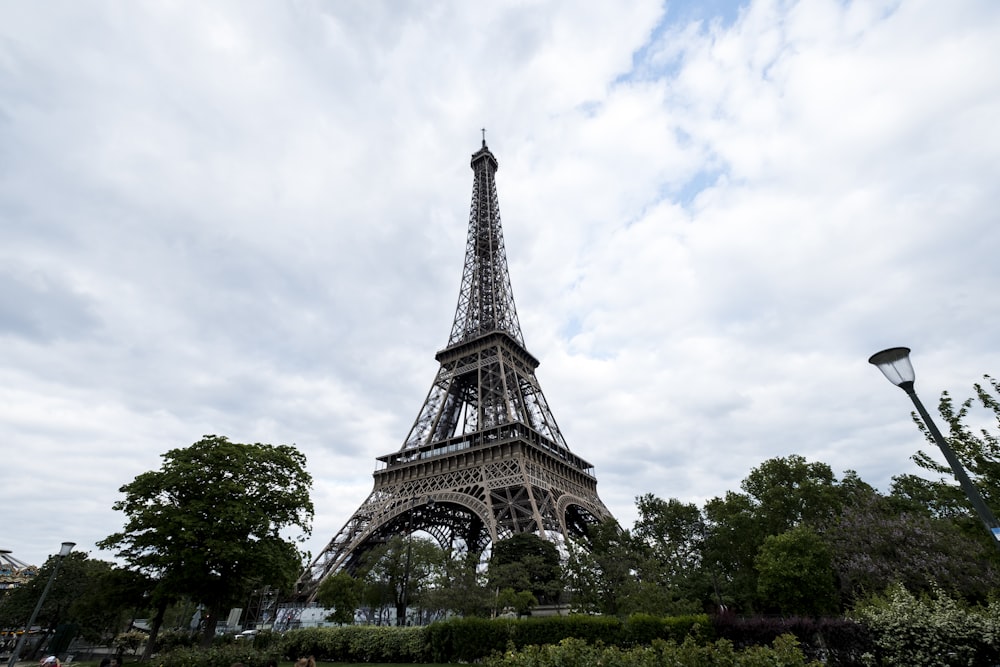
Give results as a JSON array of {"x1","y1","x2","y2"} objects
[
  {"x1": 281, "y1": 625, "x2": 430, "y2": 663},
  {"x1": 279, "y1": 614, "x2": 710, "y2": 664},
  {"x1": 424, "y1": 614, "x2": 711, "y2": 662},
  {"x1": 155, "y1": 644, "x2": 282, "y2": 667},
  {"x1": 154, "y1": 615, "x2": 869, "y2": 666}
]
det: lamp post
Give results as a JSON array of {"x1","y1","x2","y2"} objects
[
  {"x1": 869, "y1": 347, "x2": 1000, "y2": 550},
  {"x1": 7, "y1": 542, "x2": 75, "y2": 667}
]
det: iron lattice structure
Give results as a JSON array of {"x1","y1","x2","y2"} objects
[
  {"x1": 297, "y1": 140, "x2": 613, "y2": 600},
  {"x1": 0, "y1": 550, "x2": 36, "y2": 591}
]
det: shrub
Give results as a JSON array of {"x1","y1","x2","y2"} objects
[
  {"x1": 425, "y1": 614, "x2": 628, "y2": 661},
  {"x1": 482, "y1": 634, "x2": 821, "y2": 667},
  {"x1": 155, "y1": 644, "x2": 280, "y2": 667},
  {"x1": 712, "y1": 613, "x2": 872, "y2": 666},
  {"x1": 623, "y1": 613, "x2": 712, "y2": 646},
  {"x1": 852, "y1": 583, "x2": 1000, "y2": 666},
  {"x1": 425, "y1": 617, "x2": 511, "y2": 662},
  {"x1": 280, "y1": 625, "x2": 429, "y2": 663},
  {"x1": 511, "y1": 615, "x2": 623, "y2": 648},
  {"x1": 152, "y1": 629, "x2": 198, "y2": 653},
  {"x1": 115, "y1": 630, "x2": 146, "y2": 655}
]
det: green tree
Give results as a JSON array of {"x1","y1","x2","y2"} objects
[
  {"x1": 821, "y1": 485, "x2": 1000, "y2": 605},
  {"x1": 895, "y1": 375, "x2": 1000, "y2": 536},
  {"x1": 0, "y1": 553, "x2": 136, "y2": 657},
  {"x1": 632, "y1": 494, "x2": 709, "y2": 613},
  {"x1": 564, "y1": 520, "x2": 645, "y2": 616},
  {"x1": 316, "y1": 572, "x2": 362, "y2": 624},
  {"x1": 703, "y1": 455, "x2": 855, "y2": 613},
  {"x1": 423, "y1": 550, "x2": 490, "y2": 617},
  {"x1": 357, "y1": 535, "x2": 444, "y2": 626},
  {"x1": 495, "y1": 588, "x2": 537, "y2": 617},
  {"x1": 755, "y1": 525, "x2": 838, "y2": 616},
  {"x1": 69, "y1": 564, "x2": 152, "y2": 643},
  {"x1": 488, "y1": 533, "x2": 562, "y2": 606},
  {"x1": 99, "y1": 435, "x2": 313, "y2": 647}
]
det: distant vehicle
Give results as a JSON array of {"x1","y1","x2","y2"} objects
[{"x1": 235, "y1": 630, "x2": 257, "y2": 640}]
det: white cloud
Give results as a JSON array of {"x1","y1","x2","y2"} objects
[{"x1": 2, "y1": 0, "x2": 1000, "y2": 567}]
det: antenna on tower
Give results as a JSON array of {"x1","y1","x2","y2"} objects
[{"x1": 481, "y1": 127, "x2": 486, "y2": 147}]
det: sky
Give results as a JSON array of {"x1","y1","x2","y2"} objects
[{"x1": 3, "y1": 0, "x2": 1000, "y2": 570}]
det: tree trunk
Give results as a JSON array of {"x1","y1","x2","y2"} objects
[
  {"x1": 199, "y1": 606, "x2": 216, "y2": 648},
  {"x1": 140, "y1": 599, "x2": 168, "y2": 661}
]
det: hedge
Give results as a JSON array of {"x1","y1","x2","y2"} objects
[
  {"x1": 278, "y1": 614, "x2": 710, "y2": 664},
  {"x1": 153, "y1": 612, "x2": 874, "y2": 666},
  {"x1": 155, "y1": 644, "x2": 282, "y2": 667},
  {"x1": 281, "y1": 625, "x2": 430, "y2": 663}
]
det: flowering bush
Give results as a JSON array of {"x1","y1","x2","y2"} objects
[{"x1": 852, "y1": 583, "x2": 1000, "y2": 666}]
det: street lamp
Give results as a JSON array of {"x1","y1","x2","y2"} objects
[
  {"x1": 7, "y1": 542, "x2": 75, "y2": 667},
  {"x1": 869, "y1": 347, "x2": 1000, "y2": 550}
]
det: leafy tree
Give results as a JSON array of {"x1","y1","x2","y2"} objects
[
  {"x1": 495, "y1": 588, "x2": 537, "y2": 617},
  {"x1": 736, "y1": 455, "x2": 847, "y2": 534},
  {"x1": 0, "y1": 553, "x2": 133, "y2": 657},
  {"x1": 564, "y1": 520, "x2": 648, "y2": 616},
  {"x1": 632, "y1": 494, "x2": 710, "y2": 613},
  {"x1": 99, "y1": 435, "x2": 313, "y2": 647},
  {"x1": 356, "y1": 535, "x2": 444, "y2": 626},
  {"x1": 316, "y1": 572, "x2": 362, "y2": 624},
  {"x1": 703, "y1": 455, "x2": 856, "y2": 613},
  {"x1": 422, "y1": 550, "x2": 490, "y2": 617},
  {"x1": 68, "y1": 564, "x2": 152, "y2": 643},
  {"x1": 825, "y1": 488, "x2": 999, "y2": 605},
  {"x1": 488, "y1": 533, "x2": 562, "y2": 606},
  {"x1": 755, "y1": 525, "x2": 838, "y2": 616},
  {"x1": 894, "y1": 375, "x2": 1000, "y2": 540}
]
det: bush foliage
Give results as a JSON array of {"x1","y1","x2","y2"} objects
[
  {"x1": 281, "y1": 625, "x2": 430, "y2": 663},
  {"x1": 153, "y1": 598, "x2": 1000, "y2": 667},
  {"x1": 483, "y1": 634, "x2": 820, "y2": 667},
  {"x1": 852, "y1": 583, "x2": 1000, "y2": 666},
  {"x1": 277, "y1": 614, "x2": 710, "y2": 664},
  {"x1": 155, "y1": 644, "x2": 281, "y2": 667},
  {"x1": 712, "y1": 613, "x2": 873, "y2": 666}
]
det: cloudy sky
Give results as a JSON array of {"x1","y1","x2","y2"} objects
[{"x1": 3, "y1": 0, "x2": 1000, "y2": 569}]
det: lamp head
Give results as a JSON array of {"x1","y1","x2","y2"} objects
[
  {"x1": 869, "y1": 347, "x2": 915, "y2": 391},
  {"x1": 58, "y1": 542, "x2": 75, "y2": 557}
]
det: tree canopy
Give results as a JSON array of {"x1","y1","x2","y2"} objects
[
  {"x1": 0, "y1": 552, "x2": 141, "y2": 654},
  {"x1": 99, "y1": 435, "x2": 313, "y2": 645},
  {"x1": 488, "y1": 533, "x2": 562, "y2": 606}
]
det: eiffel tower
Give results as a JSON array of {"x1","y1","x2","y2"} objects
[{"x1": 297, "y1": 138, "x2": 614, "y2": 600}]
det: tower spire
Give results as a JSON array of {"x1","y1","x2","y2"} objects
[{"x1": 447, "y1": 139, "x2": 524, "y2": 347}]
